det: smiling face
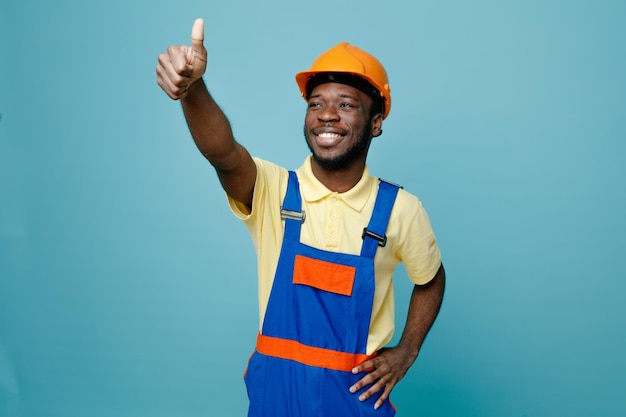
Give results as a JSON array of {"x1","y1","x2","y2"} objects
[{"x1": 304, "y1": 82, "x2": 383, "y2": 172}]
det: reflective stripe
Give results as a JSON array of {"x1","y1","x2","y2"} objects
[{"x1": 256, "y1": 333, "x2": 375, "y2": 372}]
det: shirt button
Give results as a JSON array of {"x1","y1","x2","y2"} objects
[
  {"x1": 330, "y1": 232, "x2": 336, "y2": 239},
  {"x1": 330, "y1": 197, "x2": 337, "y2": 203},
  {"x1": 331, "y1": 214, "x2": 337, "y2": 220}
]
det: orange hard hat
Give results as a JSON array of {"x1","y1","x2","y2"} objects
[{"x1": 295, "y1": 42, "x2": 392, "y2": 119}]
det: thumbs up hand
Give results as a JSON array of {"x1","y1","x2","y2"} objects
[{"x1": 156, "y1": 18, "x2": 207, "y2": 100}]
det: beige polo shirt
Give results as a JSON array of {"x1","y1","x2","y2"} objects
[{"x1": 228, "y1": 156, "x2": 441, "y2": 354}]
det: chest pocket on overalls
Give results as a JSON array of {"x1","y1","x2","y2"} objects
[
  {"x1": 289, "y1": 247, "x2": 363, "y2": 351},
  {"x1": 293, "y1": 254, "x2": 356, "y2": 296}
]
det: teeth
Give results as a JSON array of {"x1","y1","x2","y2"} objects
[{"x1": 318, "y1": 132, "x2": 340, "y2": 138}]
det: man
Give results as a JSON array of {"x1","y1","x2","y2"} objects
[{"x1": 157, "y1": 18, "x2": 445, "y2": 416}]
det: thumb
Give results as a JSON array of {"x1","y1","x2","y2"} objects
[{"x1": 191, "y1": 18, "x2": 204, "y2": 50}]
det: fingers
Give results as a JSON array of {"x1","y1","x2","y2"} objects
[
  {"x1": 373, "y1": 383, "x2": 393, "y2": 410},
  {"x1": 351, "y1": 358, "x2": 375, "y2": 375},
  {"x1": 349, "y1": 353, "x2": 407, "y2": 410},
  {"x1": 168, "y1": 44, "x2": 194, "y2": 76},
  {"x1": 350, "y1": 365, "x2": 396, "y2": 410},
  {"x1": 191, "y1": 18, "x2": 204, "y2": 49},
  {"x1": 350, "y1": 361, "x2": 382, "y2": 397},
  {"x1": 156, "y1": 47, "x2": 194, "y2": 100}
]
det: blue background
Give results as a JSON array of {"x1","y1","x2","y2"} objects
[{"x1": 1, "y1": 0, "x2": 625, "y2": 416}]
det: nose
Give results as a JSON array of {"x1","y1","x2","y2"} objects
[{"x1": 318, "y1": 106, "x2": 339, "y2": 123}]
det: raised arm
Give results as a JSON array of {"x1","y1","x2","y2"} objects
[{"x1": 156, "y1": 18, "x2": 256, "y2": 206}]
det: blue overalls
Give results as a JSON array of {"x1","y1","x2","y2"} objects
[{"x1": 244, "y1": 171, "x2": 400, "y2": 417}]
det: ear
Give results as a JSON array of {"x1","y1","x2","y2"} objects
[{"x1": 371, "y1": 113, "x2": 384, "y2": 138}]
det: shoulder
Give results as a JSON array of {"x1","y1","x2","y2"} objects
[
  {"x1": 387, "y1": 185, "x2": 438, "y2": 246},
  {"x1": 390, "y1": 185, "x2": 426, "y2": 217},
  {"x1": 251, "y1": 157, "x2": 291, "y2": 194},
  {"x1": 252, "y1": 157, "x2": 299, "y2": 211},
  {"x1": 253, "y1": 157, "x2": 288, "y2": 180},
  {"x1": 228, "y1": 157, "x2": 289, "y2": 219},
  {"x1": 389, "y1": 186, "x2": 442, "y2": 284}
]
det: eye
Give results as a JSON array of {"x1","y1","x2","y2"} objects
[{"x1": 308, "y1": 101, "x2": 321, "y2": 109}]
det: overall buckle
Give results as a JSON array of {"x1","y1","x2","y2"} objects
[
  {"x1": 281, "y1": 208, "x2": 306, "y2": 223},
  {"x1": 362, "y1": 228, "x2": 387, "y2": 247}
]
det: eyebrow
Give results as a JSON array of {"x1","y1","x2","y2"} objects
[{"x1": 308, "y1": 93, "x2": 359, "y2": 100}]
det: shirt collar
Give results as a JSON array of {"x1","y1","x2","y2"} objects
[{"x1": 295, "y1": 156, "x2": 375, "y2": 212}]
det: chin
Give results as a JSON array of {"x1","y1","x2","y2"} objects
[{"x1": 311, "y1": 151, "x2": 353, "y2": 171}]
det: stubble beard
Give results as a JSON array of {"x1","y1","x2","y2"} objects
[{"x1": 304, "y1": 125, "x2": 373, "y2": 172}]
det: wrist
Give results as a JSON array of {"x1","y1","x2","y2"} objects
[{"x1": 396, "y1": 339, "x2": 420, "y2": 363}]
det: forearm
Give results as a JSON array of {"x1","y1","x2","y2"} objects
[
  {"x1": 181, "y1": 79, "x2": 256, "y2": 205},
  {"x1": 349, "y1": 264, "x2": 446, "y2": 407},
  {"x1": 397, "y1": 263, "x2": 446, "y2": 362},
  {"x1": 181, "y1": 79, "x2": 238, "y2": 168}
]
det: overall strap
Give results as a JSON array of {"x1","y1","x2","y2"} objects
[
  {"x1": 281, "y1": 171, "x2": 305, "y2": 242},
  {"x1": 360, "y1": 179, "x2": 401, "y2": 259}
]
